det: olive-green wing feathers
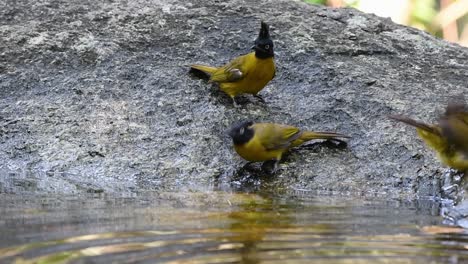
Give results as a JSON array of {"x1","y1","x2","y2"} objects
[
  {"x1": 447, "y1": 116, "x2": 468, "y2": 153},
  {"x1": 209, "y1": 55, "x2": 247, "y2": 83},
  {"x1": 253, "y1": 123, "x2": 301, "y2": 150},
  {"x1": 440, "y1": 101, "x2": 468, "y2": 155}
]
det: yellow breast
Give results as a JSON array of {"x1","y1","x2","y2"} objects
[
  {"x1": 221, "y1": 53, "x2": 275, "y2": 97},
  {"x1": 417, "y1": 128, "x2": 468, "y2": 171},
  {"x1": 440, "y1": 152, "x2": 468, "y2": 171},
  {"x1": 234, "y1": 136, "x2": 283, "y2": 162}
]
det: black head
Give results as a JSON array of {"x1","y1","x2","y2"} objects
[
  {"x1": 444, "y1": 95, "x2": 467, "y2": 116},
  {"x1": 227, "y1": 120, "x2": 255, "y2": 145},
  {"x1": 253, "y1": 21, "x2": 274, "y2": 59}
]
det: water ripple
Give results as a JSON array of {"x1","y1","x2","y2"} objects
[{"x1": 0, "y1": 192, "x2": 467, "y2": 263}]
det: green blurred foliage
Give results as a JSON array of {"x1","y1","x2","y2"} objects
[
  {"x1": 304, "y1": 0, "x2": 327, "y2": 4},
  {"x1": 304, "y1": 0, "x2": 467, "y2": 45},
  {"x1": 411, "y1": 0, "x2": 438, "y2": 34},
  {"x1": 412, "y1": 0, "x2": 438, "y2": 24}
]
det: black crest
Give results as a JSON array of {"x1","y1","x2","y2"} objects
[
  {"x1": 259, "y1": 21, "x2": 271, "y2": 39},
  {"x1": 253, "y1": 21, "x2": 274, "y2": 59},
  {"x1": 445, "y1": 95, "x2": 467, "y2": 116}
]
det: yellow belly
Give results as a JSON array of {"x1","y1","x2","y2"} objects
[
  {"x1": 440, "y1": 152, "x2": 468, "y2": 171},
  {"x1": 221, "y1": 56, "x2": 275, "y2": 98},
  {"x1": 234, "y1": 139, "x2": 283, "y2": 162},
  {"x1": 418, "y1": 128, "x2": 468, "y2": 171}
]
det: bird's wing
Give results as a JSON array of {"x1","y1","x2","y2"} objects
[
  {"x1": 209, "y1": 55, "x2": 247, "y2": 83},
  {"x1": 254, "y1": 123, "x2": 302, "y2": 151},
  {"x1": 441, "y1": 113, "x2": 468, "y2": 153},
  {"x1": 441, "y1": 99, "x2": 468, "y2": 154}
]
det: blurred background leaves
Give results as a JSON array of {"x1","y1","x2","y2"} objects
[{"x1": 304, "y1": 0, "x2": 468, "y2": 47}]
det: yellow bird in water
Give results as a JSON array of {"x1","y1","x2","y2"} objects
[
  {"x1": 190, "y1": 21, "x2": 275, "y2": 105},
  {"x1": 227, "y1": 121, "x2": 350, "y2": 172},
  {"x1": 389, "y1": 98, "x2": 468, "y2": 171}
]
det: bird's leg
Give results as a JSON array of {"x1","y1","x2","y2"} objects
[
  {"x1": 232, "y1": 97, "x2": 240, "y2": 108},
  {"x1": 243, "y1": 161, "x2": 255, "y2": 169},
  {"x1": 271, "y1": 160, "x2": 280, "y2": 174},
  {"x1": 253, "y1": 94, "x2": 266, "y2": 104},
  {"x1": 261, "y1": 160, "x2": 280, "y2": 174}
]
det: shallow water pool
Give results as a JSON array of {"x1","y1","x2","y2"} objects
[{"x1": 0, "y1": 192, "x2": 467, "y2": 263}]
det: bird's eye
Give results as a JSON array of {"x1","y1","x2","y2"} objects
[
  {"x1": 240, "y1": 127, "x2": 245, "y2": 135},
  {"x1": 265, "y1": 45, "x2": 270, "y2": 50}
]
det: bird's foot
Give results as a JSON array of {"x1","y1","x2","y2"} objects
[
  {"x1": 253, "y1": 94, "x2": 266, "y2": 104},
  {"x1": 261, "y1": 160, "x2": 280, "y2": 175},
  {"x1": 242, "y1": 161, "x2": 256, "y2": 170},
  {"x1": 232, "y1": 97, "x2": 240, "y2": 108}
]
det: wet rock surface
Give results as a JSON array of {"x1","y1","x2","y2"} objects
[{"x1": 0, "y1": 0, "x2": 467, "y2": 202}]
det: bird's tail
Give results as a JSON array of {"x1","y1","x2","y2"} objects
[
  {"x1": 300, "y1": 131, "x2": 350, "y2": 141},
  {"x1": 190, "y1": 64, "x2": 218, "y2": 75},
  {"x1": 388, "y1": 115, "x2": 440, "y2": 135},
  {"x1": 292, "y1": 131, "x2": 350, "y2": 147},
  {"x1": 388, "y1": 115, "x2": 446, "y2": 154}
]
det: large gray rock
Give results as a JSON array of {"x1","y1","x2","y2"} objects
[{"x1": 0, "y1": 0, "x2": 467, "y2": 199}]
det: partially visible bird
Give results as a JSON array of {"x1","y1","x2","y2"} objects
[
  {"x1": 389, "y1": 98, "x2": 468, "y2": 171},
  {"x1": 190, "y1": 21, "x2": 276, "y2": 106},
  {"x1": 227, "y1": 120, "x2": 350, "y2": 172}
]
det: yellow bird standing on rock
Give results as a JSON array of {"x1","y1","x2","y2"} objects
[
  {"x1": 389, "y1": 98, "x2": 468, "y2": 171},
  {"x1": 227, "y1": 120, "x2": 350, "y2": 172},
  {"x1": 190, "y1": 21, "x2": 275, "y2": 105}
]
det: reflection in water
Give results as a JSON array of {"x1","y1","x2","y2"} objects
[
  {"x1": 227, "y1": 196, "x2": 289, "y2": 264},
  {"x1": 224, "y1": 195, "x2": 338, "y2": 264},
  {"x1": 0, "y1": 192, "x2": 467, "y2": 263}
]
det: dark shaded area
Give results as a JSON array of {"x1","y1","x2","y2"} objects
[{"x1": 189, "y1": 68, "x2": 211, "y2": 80}]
